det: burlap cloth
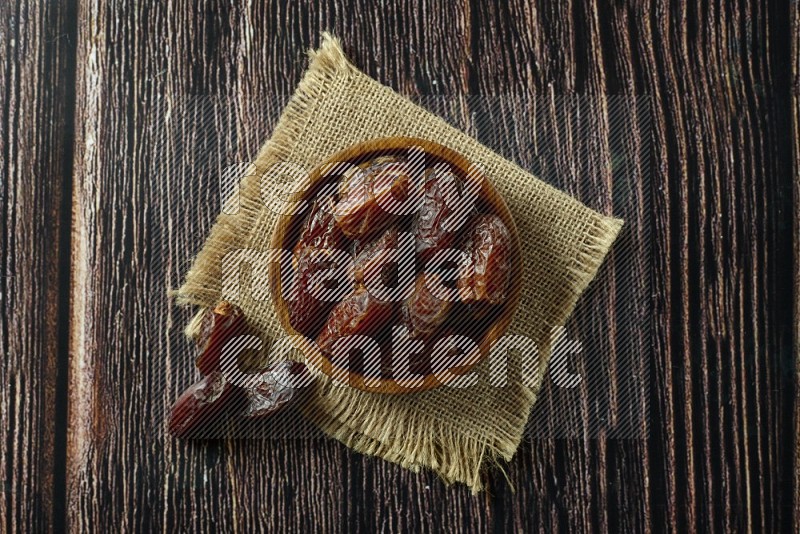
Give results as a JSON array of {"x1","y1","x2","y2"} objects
[{"x1": 174, "y1": 33, "x2": 623, "y2": 492}]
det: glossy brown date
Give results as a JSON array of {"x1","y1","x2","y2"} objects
[
  {"x1": 352, "y1": 225, "x2": 399, "y2": 287},
  {"x1": 297, "y1": 195, "x2": 342, "y2": 251},
  {"x1": 171, "y1": 297, "x2": 315, "y2": 437},
  {"x1": 402, "y1": 273, "x2": 452, "y2": 340},
  {"x1": 288, "y1": 197, "x2": 345, "y2": 337},
  {"x1": 332, "y1": 159, "x2": 410, "y2": 238},
  {"x1": 315, "y1": 287, "x2": 394, "y2": 354},
  {"x1": 168, "y1": 371, "x2": 242, "y2": 438},
  {"x1": 194, "y1": 301, "x2": 249, "y2": 376},
  {"x1": 288, "y1": 245, "x2": 341, "y2": 337},
  {"x1": 244, "y1": 360, "x2": 311, "y2": 419},
  {"x1": 457, "y1": 214, "x2": 512, "y2": 306},
  {"x1": 414, "y1": 168, "x2": 459, "y2": 259},
  {"x1": 169, "y1": 361, "x2": 313, "y2": 436}
]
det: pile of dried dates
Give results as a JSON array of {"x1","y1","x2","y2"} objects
[
  {"x1": 169, "y1": 148, "x2": 515, "y2": 437},
  {"x1": 285, "y1": 151, "x2": 513, "y2": 382}
]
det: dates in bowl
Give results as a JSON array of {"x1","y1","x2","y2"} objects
[{"x1": 269, "y1": 137, "x2": 523, "y2": 394}]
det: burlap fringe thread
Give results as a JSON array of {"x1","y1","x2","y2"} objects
[{"x1": 174, "y1": 33, "x2": 624, "y2": 493}]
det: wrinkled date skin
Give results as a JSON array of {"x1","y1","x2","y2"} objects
[
  {"x1": 402, "y1": 273, "x2": 452, "y2": 340},
  {"x1": 168, "y1": 371, "x2": 243, "y2": 438},
  {"x1": 332, "y1": 158, "x2": 410, "y2": 239},
  {"x1": 289, "y1": 246, "x2": 340, "y2": 337},
  {"x1": 297, "y1": 195, "x2": 342, "y2": 250},
  {"x1": 194, "y1": 301, "x2": 250, "y2": 376},
  {"x1": 414, "y1": 168, "x2": 459, "y2": 260},
  {"x1": 288, "y1": 198, "x2": 345, "y2": 337},
  {"x1": 170, "y1": 300, "x2": 313, "y2": 438},
  {"x1": 316, "y1": 287, "x2": 394, "y2": 355},
  {"x1": 457, "y1": 214, "x2": 513, "y2": 306},
  {"x1": 169, "y1": 362, "x2": 313, "y2": 436},
  {"x1": 352, "y1": 225, "x2": 399, "y2": 287},
  {"x1": 244, "y1": 360, "x2": 311, "y2": 419}
]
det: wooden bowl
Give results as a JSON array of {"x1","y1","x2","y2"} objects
[{"x1": 269, "y1": 137, "x2": 523, "y2": 394}]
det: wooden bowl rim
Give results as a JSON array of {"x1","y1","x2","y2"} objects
[{"x1": 268, "y1": 136, "x2": 523, "y2": 394}]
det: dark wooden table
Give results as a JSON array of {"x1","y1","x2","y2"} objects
[{"x1": 2, "y1": 1, "x2": 798, "y2": 532}]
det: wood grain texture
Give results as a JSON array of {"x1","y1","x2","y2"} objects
[
  {"x1": 0, "y1": 0, "x2": 796, "y2": 532},
  {"x1": 792, "y1": 0, "x2": 799, "y2": 531},
  {"x1": 0, "y1": 0, "x2": 75, "y2": 531},
  {"x1": 67, "y1": 1, "x2": 491, "y2": 532},
  {"x1": 470, "y1": 1, "x2": 796, "y2": 533}
]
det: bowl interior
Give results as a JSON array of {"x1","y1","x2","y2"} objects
[{"x1": 269, "y1": 136, "x2": 523, "y2": 394}]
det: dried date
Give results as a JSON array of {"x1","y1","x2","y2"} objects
[
  {"x1": 195, "y1": 301, "x2": 249, "y2": 376},
  {"x1": 457, "y1": 214, "x2": 512, "y2": 306},
  {"x1": 352, "y1": 225, "x2": 400, "y2": 287},
  {"x1": 243, "y1": 360, "x2": 311, "y2": 419},
  {"x1": 168, "y1": 371, "x2": 242, "y2": 438},
  {"x1": 288, "y1": 246, "x2": 342, "y2": 336},
  {"x1": 316, "y1": 287, "x2": 394, "y2": 354},
  {"x1": 288, "y1": 197, "x2": 346, "y2": 336},
  {"x1": 333, "y1": 159, "x2": 410, "y2": 238},
  {"x1": 414, "y1": 168, "x2": 459, "y2": 259},
  {"x1": 297, "y1": 195, "x2": 342, "y2": 251},
  {"x1": 173, "y1": 300, "x2": 316, "y2": 437},
  {"x1": 402, "y1": 273, "x2": 452, "y2": 339}
]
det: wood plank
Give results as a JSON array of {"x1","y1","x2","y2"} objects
[
  {"x1": 67, "y1": 1, "x2": 243, "y2": 531},
  {"x1": 470, "y1": 2, "x2": 651, "y2": 532},
  {"x1": 0, "y1": 0, "x2": 75, "y2": 531},
  {"x1": 67, "y1": 1, "x2": 489, "y2": 532},
  {"x1": 472, "y1": 0, "x2": 796, "y2": 532},
  {"x1": 792, "y1": 0, "x2": 800, "y2": 529}
]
